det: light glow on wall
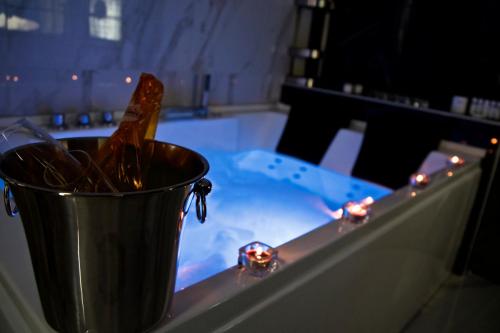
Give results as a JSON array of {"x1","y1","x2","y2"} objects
[
  {"x1": 0, "y1": 0, "x2": 65, "y2": 34},
  {"x1": 0, "y1": 12, "x2": 40, "y2": 31}
]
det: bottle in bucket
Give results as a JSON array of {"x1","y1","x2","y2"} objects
[{"x1": 93, "y1": 73, "x2": 164, "y2": 192}]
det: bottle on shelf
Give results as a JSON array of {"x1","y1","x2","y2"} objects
[
  {"x1": 469, "y1": 98, "x2": 479, "y2": 117},
  {"x1": 491, "y1": 101, "x2": 500, "y2": 120},
  {"x1": 450, "y1": 95, "x2": 468, "y2": 114}
]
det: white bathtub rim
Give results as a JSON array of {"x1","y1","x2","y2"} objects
[
  {"x1": 0, "y1": 263, "x2": 53, "y2": 332},
  {"x1": 159, "y1": 160, "x2": 480, "y2": 331}
]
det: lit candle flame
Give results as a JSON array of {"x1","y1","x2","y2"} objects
[
  {"x1": 361, "y1": 196, "x2": 374, "y2": 206},
  {"x1": 351, "y1": 204, "x2": 362, "y2": 213},
  {"x1": 332, "y1": 208, "x2": 344, "y2": 220},
  {"x1": 346, "y1": 203, "x2": 367, "y2": 216},
  {"x1": 448, "y1": 155, "x2": 464, "y2": 168},
  {"x1": 342, "y1": 200, "x2": 370, "y2": 223},
  {"x1": 239, "y1": 241, "x2": 277, "y2": 274},
  {"x1": 255, "y1": 247, "x2": 263, "y2": 259},
  {"x1": 410, "y1": 172, "x2": 430, "y2": 187}
]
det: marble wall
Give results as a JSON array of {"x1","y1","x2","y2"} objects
[{"x1": 0, "y1": 0, "x2": 295, "y2": 116}]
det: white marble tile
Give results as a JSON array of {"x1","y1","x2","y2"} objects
[
  {"x1": 195, "y1": 0, "x2": 294, "y2": 75},
  {"x1": 90, "y1": 69, "x2": 139, "y2": 111},
  {"x1": 163, "y1": 71, "x2": 200, "y2": 107},
  {"x1": 1, "y1": 0, "x2": 295, "y2": 115},
  {"x1": 121, "y1": 0, "x2": 197, "y2": 72},
  {"x1": 4, "y1": 69, "x2": 107, "y2": 116}
]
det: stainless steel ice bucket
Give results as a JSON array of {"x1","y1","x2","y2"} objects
[{"x1": 0, "y1": 137, "x2": 211, "y2": 333}]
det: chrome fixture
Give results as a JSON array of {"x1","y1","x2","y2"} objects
[
  {"x1": 164, "y1": 74, "x2": 211, "y2": 120},
  {"x1": 101, "y1": 111, "x2": 115, "y2": 126},
  {"x1": 76, "y1": 113, "x2": 92, "y2": 128},
  {"x1": 196, "y1": 74, "x2": 211, "y2": 117},
  {"x1": 50, "y1": 113, "x2": 67, "y2": 130}
]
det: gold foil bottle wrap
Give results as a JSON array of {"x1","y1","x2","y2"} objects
[{"x1": 94, "y1": 73, "x2": 164, "y2": 192}]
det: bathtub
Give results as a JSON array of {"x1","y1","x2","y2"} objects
[{"x1": 0, "y1": 110, "x2": 481, "y2": 332}]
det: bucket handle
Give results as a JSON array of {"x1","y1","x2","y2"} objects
[
  {"x1": 193, "y1": 178, "x2": 212, "y2": 223},
  {"x1": 3, "y1": 183, "x2": 18, "y2": 217}
]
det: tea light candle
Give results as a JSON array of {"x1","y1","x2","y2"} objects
[
  {"x1": 446, "y1": 155, "x2": 464, "y2": 168},
  {"x1": 246, "y1": 247, "x2": 272, "y2": 268},
  {"x1": 410, "y1": 172, "x2": 430, "y2": 188},
  {"x1": 238, "y1": 242, "x2": 278, "y2": 276},
  {"x1": 343, "y1": 201, "x2": 370, "y2": 223}
]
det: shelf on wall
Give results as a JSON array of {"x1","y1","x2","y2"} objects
[
  {"x1": 285, "y1": 76, "x2": 316, "y2": 88},
  {"x1": 289, "y1": 47, "x2": 322, "y2": 60},
  {"x1": 295, "y1": 0, "x2": 335, "y2": 10}
]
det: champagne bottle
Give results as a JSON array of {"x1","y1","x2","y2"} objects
[{"x1": 94, "y1": 73, "x2": 164, "y2": 192}]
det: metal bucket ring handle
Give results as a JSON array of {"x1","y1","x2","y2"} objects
[
  {"x1": 194, "y1": 178, "x2": 212, "y2": 223},
  {"x1": 3, "y1": 183, "x2": 18, "y2": 217}
]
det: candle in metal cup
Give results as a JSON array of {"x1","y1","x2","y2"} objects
[
  {"x1": 447, "y1": 155, "x2": 464, "y2": 168},
  {"x1": 343, "y1": 201, "x2": 370, "y2": 223},
  {"x1": 238, "y1": 242, "x2": 278, "y2": 276},
  {"x1": 246, "y1": 247, "x2": 273, "y2": 268},
  {"x1": 410, "y1": 172, "x2": 430, "y2": 188}
]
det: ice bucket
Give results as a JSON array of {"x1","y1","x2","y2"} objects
[{"x1": 0, "y1": 137, "x2": 211, "y2": 333}]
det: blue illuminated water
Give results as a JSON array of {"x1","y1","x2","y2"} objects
[
  {"x1": 0, "y1": 149, "x2": 391, "y2": 292},
  {"x1": 175, "y1": 149, "x2": 391, "y2": 290}
]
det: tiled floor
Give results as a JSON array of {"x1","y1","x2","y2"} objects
[{"x1": 402, "y1": 274, "x2": 500, "y2": 333}]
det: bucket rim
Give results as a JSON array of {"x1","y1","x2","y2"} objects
[{"x1": 0, "y1": 137, "x2": 210, "y2": 197}]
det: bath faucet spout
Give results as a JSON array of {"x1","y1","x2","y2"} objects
[{"x1": 164, "y1": 74, "x2": 211, "y2": 120}]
